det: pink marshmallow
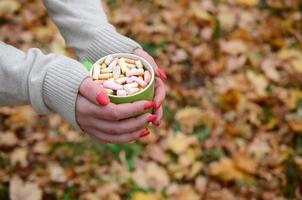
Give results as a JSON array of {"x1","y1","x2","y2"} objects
[
  {"x1": 126, "y1": 68, "x2": 144, "y2": 77},
  {"x1": 117, "y1": 90, "x2": 127, "y2": 96},
  {"x1": 131, "y1": 76, "x2": 148, "y2": 88},
  {"x1": 103, "y1": 80, "x2": 123, "y2": 91},
  {"x1": 144, "y1": 71, "x2": 151, "y2": 83}
]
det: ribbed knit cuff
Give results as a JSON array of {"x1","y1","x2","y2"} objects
[
  {"x1": 80, "y1": 28, "x2": 142, "y2": 62},
  {"x1": 43, "y1": 57, "x2": 89, "y2": 131}
]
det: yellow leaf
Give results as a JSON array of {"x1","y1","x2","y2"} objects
[
  {"x1": 236, "y1": 0, "x2": 259, "y2": 6},
  {"x1": 209, "y1": 158, "x2": 252, "y2": 182},
  {"x1": 175, "y1": 107, "x2": 214, "y2": 130},
  {"x1": 132, "y1": 192, "x2": 163, "y2": 200},
  {"x1": 10, "y1": 148, "x2": 28, "y2": 167},
  {"x1": 0, "y1": 0, "x2": 20, "y2": 15},
  {"x1": 246, "y1": 70, "x2": 268, "y2": 97},
  {"x1": 292, "y1": 59, "x2": 302, "y2": 73},
  {"x1": 233, "y1": 152, "x2": 258, "y2": 174},
  {"x1": 167, "y1": 133, "x2": 196, "y2": 154}
]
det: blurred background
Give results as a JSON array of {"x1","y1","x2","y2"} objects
[{"x1": 0, "y1": 0, "x2": 302, "y2": 199}]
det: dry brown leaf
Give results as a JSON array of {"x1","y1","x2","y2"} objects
[
  {"x1": 9, "y1": 106, "x2": 38, "y2": 127},
  {"x1": 220, "y1": 40, "x2": 247, "y2": 55},
  {"x1": 261, "y1": 58, "x2": 281, "y2": 82},
  {"x1": 96, "y1": 183, "x2": 120, "y2": 198},
  {"x1": 48, "y1": 162, "x2": 66, "y2": 183},
  {"x1": 246, "y1": 70, "x2": 268, "y2": 97},
  {"x1": 195, "y1": 176, "x2": 207, "y2": 194},
  {"x1": 0, "y1": 131, "x2": 18, "y2": 147},
  {"x1": 145, "y1": 144, "x2": 169, "y2": 164},
  {"x1": 168, "y1": 185, "x2": 200, "y2": 200},
  {"x1": 132, "y1": 162, "x2": 170, "y2": 192},
  {"x1": 233, "y1": 152, "x2": 258, "y2": 174},
  {"x1": 175, "y1": 107, "x2": 213, "y2": 131},
  {"x1": 10, "y1": 176, "x2": 42, "y2": 200},
  {"x1": 218, "y1": 7, "x2": 236, "y2": 32}
]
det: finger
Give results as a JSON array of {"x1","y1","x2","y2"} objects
[
  {"x1": 89, "y1": 113, "x2": 156, "y2": 135},
  {"x1": 154, "y1": 78, "x2": 166, "y2": 110},
  {"x1": 79, "y1": 77, "x2": 110, "y2": 106},
  {"x1": 93, "y1": 100, "x2": 155, "y2": 121},
  {"x1": 154, "y1": 106, "x2": 163, "y2": 127},
  {"x1": 133, "y1": 49, "x2": 160, "y2": 76},
  {"x1": 87, "y1": 128, "x2": 149, "y2": 144}
]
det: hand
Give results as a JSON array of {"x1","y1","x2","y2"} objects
[
  {"x1": 133, "y1": 48, "x2": 166, "y2": 126},
  {"x1": 76, "y1": 78, "x2": 157, "y2": 144}
]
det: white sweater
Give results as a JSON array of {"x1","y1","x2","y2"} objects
[{"x1": 0, "y1": 0, "x2": 141, "y2": 130}]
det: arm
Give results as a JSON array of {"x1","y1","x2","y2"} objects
[
  {"x1": 43, "y1": 0, "x2": 142, "y2": 62},
  {"x1": 0, "y1": 42, "x2": 88, "y2": 129}
]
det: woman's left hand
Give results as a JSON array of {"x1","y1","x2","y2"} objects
[{"x1": 133, "y1": 48, "x2": 166, "y2": 126}]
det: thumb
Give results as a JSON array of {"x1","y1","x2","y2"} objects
[{"x1": 79, "y1": 77, "x2": 110, "y2": 106}]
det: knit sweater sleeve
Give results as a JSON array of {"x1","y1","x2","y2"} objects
[
  {"x1": 0, "y1": 42, "x2": 89, "y2": 130},
  {"x1": 43, "y1": 0, "x2": 142, "y2": 63}
]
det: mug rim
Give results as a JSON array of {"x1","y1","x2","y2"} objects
[{"x1": 90, "y1": 53, "x2": 155, "y2": 98}]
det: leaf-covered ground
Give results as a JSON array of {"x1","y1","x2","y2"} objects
[{"x1": 0, "y1": 0, "x2": 302, "y2": 199}]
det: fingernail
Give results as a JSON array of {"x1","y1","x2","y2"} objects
[
  {"x1": 96, "y1": 92, "x2": 110, "y2": 106},
  {"x1": 147, "y1": 115, "x2": 157, "y2": 123},
  {"x1": 155, "y1": 120, "x2": 161, "y2": 127},
  {"x1": 144, "y1": 101, "x2": 155, "y2": 110},
  {"x1": 157, "y1": 68, "x2": 167, "y2": 80},
  {"x1": 140, "y1": 130, "x2": 150, "y2": 138},
  {"x1": 155, "y1": 103, "x2": 161, "y2": 110}
]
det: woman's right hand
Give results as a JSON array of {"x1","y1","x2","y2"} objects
[{"x1": 76, "y1": 78, "x2": 157, "y2": 144}]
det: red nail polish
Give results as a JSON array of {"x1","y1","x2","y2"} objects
[
  {"x1": 158, "y1": 68, "x2": 167, "y2": 80},
  {"x1": 148, "y1": 115, "x2": 157, "y2": 123},
  {"x1": 144, "y1": 101, "x2": 155, "y2": 110},
  {"x1": 96, "y1": 92, "x2": 110, "y2": 106},
  {"x1": 140, "y1": 130, "x2": 150, "y2": 138},
  {"x1": 155, "y1": 103, "x2": 161, "y2": 110}
]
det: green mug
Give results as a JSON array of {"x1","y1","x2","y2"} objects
[{"x1": 84, "y1": 53, "x2": 155, "y2": 105}]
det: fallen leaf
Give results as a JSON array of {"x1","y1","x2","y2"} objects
[
  {"x1": 261, "y1": 58, "x2": 281, "y2": 82},
  {"x1": 233, "y1": 152, "x2": 258, "y2": 174},
  {"x1": 236, "y1": 0, "x2": 259, "y2": 6},
  {"x1": 0, "y1": 131, "x2": 18, "y2": 147},
  {"x1": 167, "y1": 133, "x2": 196, "y2": 154},
  {"x1": 246, "y1": 70, "x2": 268, "y2": 97},
  {"x1": 132, "y1": 192, "x2": 164, "y2": 200},
  {"x1": 168, "y1": 185, "x2": 200, "y2": 200},
  {"x1": 132, "y1": 162, "x2": 170, "y2": 192},
  {"x1": 220, "y1": 40, "x2": 247, "y2": 55},
  {"x1": 195, "y1": 176, "x2": 207, "y2": 194},
  {"x1": 48, "y1": 162, "x2": 66, "y2": 183},
  {"x1": 0, "y1": 0, "x2": 20, "y2": 16},
  {"x1": 291, "y1": 59, "x2": 302, "y2": 73},
  {"x1": 10, "y1": 176, "x2": 42, "y2": 200},
  {"x1": 209, "y1": 157, "x2": 251, "y2": 182},
  {"x1": 10, "y1": 147, "x2": 28, "y2": 167}
]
